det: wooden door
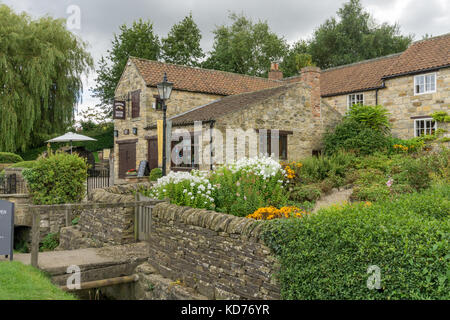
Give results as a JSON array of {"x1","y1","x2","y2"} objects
[
  {"x1": 118, "y1": 142, "x2": 136, "y2": 178},
  {"x1": 147, "y1": 137, "x2": 158, "y2": 171}
]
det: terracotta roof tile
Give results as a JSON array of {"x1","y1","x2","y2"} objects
[
  {"x1": 383, "y1": 33, "x2": 450, "y2": 78},
  {"x1": 131, "y1": 57, "x2": 282, "y2": 96},
  {"x1": 166, "y1": 85, "x2": 291, "y2": 127},
  {"x1": 320, "y1": 54, "x2": 401, "y2": 96},
  {"x1": 319, "y1": 33, "x2": 450, "y2": 96}
]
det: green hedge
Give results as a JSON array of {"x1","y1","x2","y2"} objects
[
  {"x1": 22, "y1": 152, "x2": 88, "y2": 204},
  {"x1": 0, "y1": 152, "x2": 23, "y2": 163},
  {"x1": 262, "y1": 184, "x2": 450, "y2": 299}
]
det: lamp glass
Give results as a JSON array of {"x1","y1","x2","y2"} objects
[{"x1": 157, "y1": 74, "x2": 174, "y2": 100}]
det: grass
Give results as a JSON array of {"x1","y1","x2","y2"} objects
[{"x1": 0, "y1": 261, "x2": 76, "y2": 300}]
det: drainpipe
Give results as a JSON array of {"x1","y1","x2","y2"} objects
[{"x1": 209, "y1": 120, "x2": 215, "y2": 171}]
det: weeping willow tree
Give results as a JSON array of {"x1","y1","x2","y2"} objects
[{"x1": 0, "y1": 5, "x2": 93, "y2": 152}]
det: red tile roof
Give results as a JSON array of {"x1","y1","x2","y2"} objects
[
  {"x1": 383, "y1": 33, "x2": 450, "y2": 78},
  {"x1": 130, "y1": 57, "x2": 282, "y2": 96},
  {"x1": 320, "y1": 54, "x2": 401, "y2": 96},
  {"x1": 319, "y1": 33, "x2": 450, "y2": 96}
]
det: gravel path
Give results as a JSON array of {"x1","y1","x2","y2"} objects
[{"x1": 312, "y1": 188, "x2": 353, "y2": 213}]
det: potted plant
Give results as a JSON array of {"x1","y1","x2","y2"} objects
[{"x1": 126, "y1": 168, "x2": 137, "y2": 176}]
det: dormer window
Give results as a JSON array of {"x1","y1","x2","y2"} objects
[
  {"x1": 414, "y1": 73, "x2": 436, "y2": 95},
  {"x1": 347, "y1": 93, "x2": 364, "y2": 109}
]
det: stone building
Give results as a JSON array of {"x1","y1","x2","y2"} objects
[
  {"x1": 113, "y1": 33, "x2": 449, "y2": 182},
  {"x1": 319, "y1": 33, "x2": 449, "y2": 138}
]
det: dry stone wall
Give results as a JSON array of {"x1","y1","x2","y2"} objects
[{"x1": 146, "y1": 202, "x2": 281, "y2": 300}]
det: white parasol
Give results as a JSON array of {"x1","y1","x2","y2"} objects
[{"x1": 46, "y1": 132, "x2": 97, "y2": 154}]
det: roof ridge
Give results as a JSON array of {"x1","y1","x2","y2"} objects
[
  {"x1": 129, "y1": 56, "x2": 282, "y2": 84},
  {"x1": 322, "y1": 52, "x2": 402, "y2": 73},
  {"x1": 410, "y1": 32, "x2": 450, "y2": 45}
]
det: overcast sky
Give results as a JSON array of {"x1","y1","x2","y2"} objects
[{"x1": 1, "y1": 0, "x2": 449, "y2": 117}]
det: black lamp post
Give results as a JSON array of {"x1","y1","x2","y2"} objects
[{"x1": 157, "y1": 73, "x2": 173, "y2": 176}]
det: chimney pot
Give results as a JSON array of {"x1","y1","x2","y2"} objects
[{"x1": 268, "y1": 62, "x2": 283, "y2": 80}]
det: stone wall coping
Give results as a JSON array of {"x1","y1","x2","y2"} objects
[
  {"x1": 0, "y1": 194, "x2": 30, "y2": 198},
  {"x1": 23, "y1": 200, "x2": 163, "y2": 212},
  {"x1": 153, "y1": 202, "x2": 264, "y2": 239}
]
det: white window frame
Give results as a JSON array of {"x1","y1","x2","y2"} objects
[
  {"x1": 413, "y1": 117, "x2": 437, "y2": 137},
  {"x1": 414, "y1": 72, "x2": 437, "y2": 95},
  {"x1": 347, "y1": 93, "x2": 364, "y2": 109}
]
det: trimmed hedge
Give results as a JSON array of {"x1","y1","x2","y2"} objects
[
  {"x1": 0, "y1": 152, "x2": 23, "y2": 163},
  {"x1": 262, "y1": 184, "x2": 450, "y2": 299},
  {"x1": 22, "y1": 152, "x2": 87, "y2": 204}
]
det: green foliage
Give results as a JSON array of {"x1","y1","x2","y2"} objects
[
  {"x1": 72, "y1": 122, "x2": 114, "y2": 152},
  {"x1": 40, "y1": 233, "x2": 59, "y2": 252},
  {"x1": 8, "y1": 161, "x2": 37, "y2": 169},
  {"x1": 161, "y1": 13, "x2": 204, "y2": 66},
  {"x1": 0, "y1": 152, "x2": 23, "y2": 163},
  {"x1": 22, "y1": 152, "x2": 88, "y2": 204},
  {"x1": 389, "y1": 157, "x2": 431, "y2": 191},
  {"x1": 431, "y1": 111, "x2": 449, "y2": 123},
  {"x1": 149, "y1": 168, "x2": 162, "y2": 181},
  {"x1": 0, "y1": 261, "x2": 76, "y2": 300},
  {"x1": 202, "y1": 13, "x2": 288, "y2": 77},
  {"x1": 289, "y1": 184, "x2": 321, "y2": 203},
  {"x1": 210, "y1": 166, "x2": 288, "y2": 217},
  {"x1": 346, "y1": 104, "x2": 391, "y2": 134},
  {"x1": 308, "y1": 0, "x2": 412, "y2": 69},
  {"x1": 92, "y1": 19, "x2": 160, "y2": 115},
  {"x1": 323, "y1": 119, "x2": 391, "y2": 155},
  {"x1": 280, "y1": 41, "x2": 311, "y2": 77},
  {"x1": 0, "y1": 5, "x2": 93, "y2": 152},
  {"x1": 262, "y1": 184, "x2": 450, "y2": 299},
  {"x1": 388, "y1": 137, "x2": 425, "y2": 154}
]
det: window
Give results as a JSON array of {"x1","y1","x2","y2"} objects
[
  {"x1": 170, "y1": 134, "x2": 199, "y2": 170},
  {"x1": 414, "y1": 118, "x2": 437, "y2": 137},
  {"x1": 265, "y1": 132, "x2": 288, "y2": 160},
  {"x1": 131, "y1": 90, "x2": 140, "y2": 118},
  {"x1": 347, "y1": 93, "x2": 364, "y2": 108},
  {"x1": 414, "y1": 73, "x2": 436, "y2": 95}
]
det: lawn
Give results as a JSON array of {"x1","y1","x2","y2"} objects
[{"x1": 0, "y1": 261, "x2": 75, "y2": 300}]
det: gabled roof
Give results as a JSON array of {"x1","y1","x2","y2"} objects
[
  {"x1": 383, "y1": 33, "x2": 450, "y2": 78},
  {"x1": 165, "y1": 85, "x2": 292, "y2": 127},
  {"x1": 320, "y1": 54, "x2": 401, "y2": 97},
  {"x1": 319, "y1": 33, "x2": 450, "y2": 97},
  {"x1": 130, "y1": 57, "x2": 282, "y2": 96}
]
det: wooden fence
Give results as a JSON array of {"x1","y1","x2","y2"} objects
[{"x1": 27, "y1": 200, "x2": 163, "y2": 268}]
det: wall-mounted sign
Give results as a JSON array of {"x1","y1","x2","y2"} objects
[
  {"x1": 113, "y1": 100, "x2": 126, "y2": 119},
  {"x1": 0, "y1": 200, "x2": 14, "y2": 261},
  {"x1": 123, "y1": 129, "x2": 130, "y2": 135}
]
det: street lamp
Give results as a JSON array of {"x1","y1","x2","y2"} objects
[{"x1": 157, "y1": 72, "x2": 173, "y2": 176}]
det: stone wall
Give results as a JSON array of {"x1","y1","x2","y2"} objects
[
  {"x1": 59, "y1": 188, "x2": 137, "y2": 250},
  {"x1": 144, "y1": 202, "x2": 280, "y2": 300},
  {"x1": 113, "y1": 61, "x2": 221, "y2": 183},
  {"x1": 322, "y1": 67, "x2": 450, "y2": 139}
]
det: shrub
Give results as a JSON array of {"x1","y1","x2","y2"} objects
[
  {"x1": 210, "y1": 157, "x2": 289, "y2": 217},
  {"x1": 290, "y1": 184, "x2": 322, "y2": 202},
  {"x1": 22, "y1": 152, "x2": 88, "y2": 204},
  {"x1": 0, "y1": 152, "x2": 23, "y2": 163},
  {"x1": 262, "y1": 185, "x2": 450, "y2": 299},
  {"x1": 390, "y1": 157, "x2": 431, "y2": 191},
  {"x1": 8, "y1": 161, "x2": 37, "y2": 169},
  {"x1": 149, "y1": 168, "x2": 162, "y2": 181},
  {"x1": 388, "y1": 137, "x2": 424, "y2": 154},
  {"x1": 346, "y1": 104, "x2": 391, "y2": 134},
  {"x1": 139, "y1": 171, "x2": 216, "y2": 210},
  {"x1": 323, "y1": 119, "x2": 391, "y2": 156}
]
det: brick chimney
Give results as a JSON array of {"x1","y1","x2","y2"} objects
[
  {"x1": 300, "y1": 66, "x2": 321, "y2": 117},
  {"x1": 268, "y1": 62, "x2": 283, "y2": 80}
]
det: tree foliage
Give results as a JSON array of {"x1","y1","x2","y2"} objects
[
  {"x1": 308, "y1": 0, "x2": 412, "y2": 69},
  {"x1": 280, "y1": 41, "x2": 314, "y2": 77},
  {"x1": 92, "y1": 19, "x2": 160, "y2": 114},
  {"x1": 202, "y1": 13, "x2": 288, "y2": 77},
  {"x1": 0, "y1": 5, "x2": 93, "y2": 152},
  {"x1": 161, "y1": 13, "x2": 204, "y2": 66}
]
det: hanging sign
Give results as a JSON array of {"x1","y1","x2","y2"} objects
[
  {"x1": 113, "y1": 100, "x2": 126, "y2": 119},
  {"x1": 0, "y1": 200, "x2": 14, "y2": 261}
]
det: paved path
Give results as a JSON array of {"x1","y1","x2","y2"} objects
[
  {"x1": 312, "y1": 188, "x2": 353, "y2": 213},
  {"x1": 0, "y1": 242, "x2": 149, "y2": 285}
]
